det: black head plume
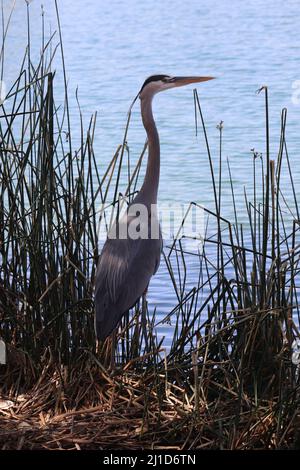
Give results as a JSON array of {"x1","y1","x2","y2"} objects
[{"x1": 140, "y1": 75, "x2": 171, "y2": 92}]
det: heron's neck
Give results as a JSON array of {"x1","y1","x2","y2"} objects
[{"x1": 139, "y1": 95, "x2": 160, "y2": 205}]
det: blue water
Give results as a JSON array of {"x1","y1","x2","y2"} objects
[{"x1": 3, "y1": 0, "x2": 300, "y2": 344}]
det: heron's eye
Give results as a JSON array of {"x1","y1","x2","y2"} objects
[{"x1": 163, "y1": 77, "x2": 174, "y2": 82}]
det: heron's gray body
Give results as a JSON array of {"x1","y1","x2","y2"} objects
[
  {"x1": 95, "y1": 210, "x2": 162, "y2": 340},
  {"x1": 94, "y1": 74, "x2": 213, "y2": 341}
]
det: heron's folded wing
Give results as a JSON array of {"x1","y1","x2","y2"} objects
[
  {"x1": 95, "y1": 216, "x2": 162, "y2": 323},
  {"x1": 95, "y1": 236, "x2": 135, "y2": 305}
]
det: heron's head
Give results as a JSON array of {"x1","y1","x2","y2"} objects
[{"x1": 138, "y1": 74, "x2": 215, "y2": 100}]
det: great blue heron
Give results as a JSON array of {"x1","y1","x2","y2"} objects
[{"x1": 95, "y1": 74, "x2": 214, "y2": 342}]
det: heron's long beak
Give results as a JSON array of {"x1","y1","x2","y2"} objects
[{"x1": 173, "y1": 76, "x2": 215, "y2": 87}]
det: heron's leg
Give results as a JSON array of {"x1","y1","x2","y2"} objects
[
  {"x1": 124, "y1": 310, "x2": 130, "y2": 358},
  {"x1": 109, "y1": 330, "x2": 116, "y2": 371},
  {"x1": 141, "y1": 286, "x2": 149, "y2": 351}
]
